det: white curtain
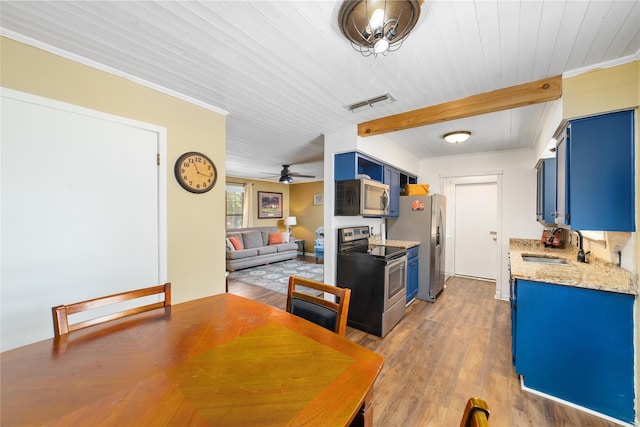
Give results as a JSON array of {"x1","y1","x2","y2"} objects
[{"x1": 243, "y1": 183, "x2": 253, "y2": 228}]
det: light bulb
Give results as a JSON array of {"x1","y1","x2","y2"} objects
[
  {"x1": 374, "y1": 39, "x2": 390, "y2": 54},
  {"x1": 369, "y1": 9, "x2": 385, "y2": 30}
]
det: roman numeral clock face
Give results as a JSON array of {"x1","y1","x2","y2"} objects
[{"x1": 174, "y1": 152, "x2": 217, "y2": 193}]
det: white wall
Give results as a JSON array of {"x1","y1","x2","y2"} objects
[
  {"x1": 419, "y1": 148, "x2": 543, "y2": 299},
  {"x1": 325, "y1": 129, "x2": 543, "y2": 300},
  {"x1": 323, "y1": 126, "x2": 357, "y2": 286},
  {"x1": 357, "y1": 134, "x2": 420, "y2": 176},
  {"x1": 323, "y1": 127, "x2": 419, "y2": 286},
  {"x1": 533, "y1": 99, "x2": 563, "y2": 160}
]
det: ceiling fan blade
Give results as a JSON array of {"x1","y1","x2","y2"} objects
[{"x1": 259, "y1": 164, "x2": 315, "y2": 180}]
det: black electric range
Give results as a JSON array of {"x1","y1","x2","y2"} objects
[
  {"x1": 337, "y1": 225, "x2": 407, "y2": 261},
  {"x1": 336, "y1": 226, "x2": 407, "y2": 337}
]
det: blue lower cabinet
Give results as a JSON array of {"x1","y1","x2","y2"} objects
[
  {"x1": 514, "y1": 279, "x2": 635, "y2": 423},
  {"x1": 406, "y1": 246, "x2": 419, "y2": 303}
]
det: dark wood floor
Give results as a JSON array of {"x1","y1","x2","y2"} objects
[{"x1": 228, "y1": 258, "x2": 621, "y2": 427}]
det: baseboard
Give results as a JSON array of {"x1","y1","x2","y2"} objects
[{"x1": 519, "y1": 376, "x2": 635, "y2": 427}]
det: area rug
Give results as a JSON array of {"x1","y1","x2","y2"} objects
[{"x1": 228, "y1": 260, "x2": 324, "y2": 295}]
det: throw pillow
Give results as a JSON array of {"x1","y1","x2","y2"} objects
[
  {"x1": 242, "y1": 230, "x2": 263, "y2": 249},
  {"x1": 225, "y1": 238, "x2": 235, "y2": 251},
  {"x1": 268, "y1": 232, "x2": 284, "y2": 245},
  {"x1": 228, "y1": 236, "x2": 243, "y2": 250}
]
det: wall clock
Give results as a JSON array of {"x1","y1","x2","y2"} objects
[{"x1": 174, "y1": 151, "x2": 217, "y2": 193}]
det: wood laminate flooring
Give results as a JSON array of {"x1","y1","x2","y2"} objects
[{"x1": 228, "y1": 258, "x2": 622, "y2": 427}]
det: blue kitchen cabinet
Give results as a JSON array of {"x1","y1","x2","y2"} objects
[
  {"x1": 399, "y1": 173, "x2": 417, "y2": 196},
  {"x1": 334, "y1": 151, "x2": 384, "y2": 182},
  {"x1": 555, "y1": 109, "x2": 635, "y2": 231},
  {"x1": 384, "y1": 165, "x2": 400, "y2": 217},
  {"x1": 512, "y1": 279, "x2": 635, "y2": 423},
  {"x1": 335, "y1": 151, "x2": 416, "y2": 218},
  {"x1": 535, "y1": 157, "x2": 556, "y2": 225},
  {"x1": 406, "y1": 246, "x2": 419, "y2": 303},
  {"x1": 509, "y1": 261, "x2": 516, "y2": 366}
]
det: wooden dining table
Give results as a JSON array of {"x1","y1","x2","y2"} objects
[{"x1": 1, "y1": 293, "x2": 384, "y2": 426}]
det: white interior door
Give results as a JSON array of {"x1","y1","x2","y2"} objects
[
  {"x1": 1, "y1": 89, "x2": 166, "y2": 351},
  {"x1": 454, "y1": 182, "x2": 497, "y2": 280}
]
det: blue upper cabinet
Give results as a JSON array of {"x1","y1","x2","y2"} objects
[
  {"x1": 334, "y1": 151, "x2": 416, "y2": 218},
  {"x1": 334, "y1": 151, "x2": 384, "y2": 182},
  {"x1": 536, "y1": 157, "x2": 556, "y2": 226},
  {"x1": 555, "y1": 110, "x2": 635, "y2": 231},
  {"x1": 383, "y1": 166, "x2": 400, "y2": 217}
]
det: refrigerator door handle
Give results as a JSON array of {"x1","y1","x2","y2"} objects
[{"x1": 436, "y1": 226, "x2": 440, "y2": 246}]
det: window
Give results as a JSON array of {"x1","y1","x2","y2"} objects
[{"x1": 226, "y1": 184, "x2": 245, "y2": 229}]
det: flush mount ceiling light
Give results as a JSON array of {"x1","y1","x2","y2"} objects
[
  {"x1": 338, "y1": 0, "x2": 422, "y2": 57},
  {"x1": 443, "y1": 131, "x2": 471, "y2": 144}
]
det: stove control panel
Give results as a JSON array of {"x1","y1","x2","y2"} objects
[{"x1": 338, "y1": 226, "x2": 370, "y2": 243}]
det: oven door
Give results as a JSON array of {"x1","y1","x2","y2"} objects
[
  {"x1": 384, "y1": 255, "x2": 407, "y2": 310},
  {"x1": 382, "y1": 255, "x2": 407, "y2": 336}
]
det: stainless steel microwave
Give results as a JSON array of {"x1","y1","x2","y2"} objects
[{"x1": 335, "y1": 179, "x2": 390, "y2": 216}]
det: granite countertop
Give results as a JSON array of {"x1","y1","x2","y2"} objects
[
  {"x1": 369, "y1": 237, "x2": 420, "y2": 249},
  {"x1": 509, "y1": 239, "x2": 637, "y2": 295}
]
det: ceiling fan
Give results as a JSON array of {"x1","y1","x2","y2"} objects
[{"x1": 263, "y1": 165, "x2": 315, "y2": 183}]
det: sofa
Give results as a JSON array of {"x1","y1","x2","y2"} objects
[{"x1": 225, "y1": 227, "x2": 298, "y2": 271}]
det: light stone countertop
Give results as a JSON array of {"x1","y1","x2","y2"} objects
[
  {"x1": 509, "y1": 239, "x2": 637, "y2": 295},
  {"x1": 369, "y1": 237, "x2": 420, "y2": 249}
]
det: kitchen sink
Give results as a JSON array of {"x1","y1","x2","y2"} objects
[{"x1": 521, "y1": 255, "x2": 570, "y2": 265}]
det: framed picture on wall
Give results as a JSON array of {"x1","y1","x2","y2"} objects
[
  {"x1": 258, "y1": 191, "x2": 283, "y2": 218},
  {"x1": 314, "y1": 194, "x2": 323, "y2": 205}
]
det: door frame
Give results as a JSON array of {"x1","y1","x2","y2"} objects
[{"x1": 440, "y1": 172, "x2": 503, "y2": 299}]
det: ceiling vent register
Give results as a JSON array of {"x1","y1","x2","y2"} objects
[{"x1": 346, "y1": 93, "x2": 396, "y2": 112}]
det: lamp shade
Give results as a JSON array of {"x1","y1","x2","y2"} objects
[{"x1": 284, "y1": 217, "x2": 297, "y2": 227}]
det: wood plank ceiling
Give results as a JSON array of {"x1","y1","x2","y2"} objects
[{"x1": 1, "y1": 1, "x2": 638, "y2": 181}]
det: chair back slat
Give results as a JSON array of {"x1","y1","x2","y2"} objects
[
  {"x1": 460, "y1": 397, "x2": 490, "y2": 427},
  {"x1": 286, "y1": 276, "x2": 350, "y2": 336},
  {"x1": 52, "y1": 283, "x2": 171, "y2": 336}
]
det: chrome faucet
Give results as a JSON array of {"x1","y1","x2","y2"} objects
[{"x1": 575, "y1": 230, "x2": 590, "y2": 263}]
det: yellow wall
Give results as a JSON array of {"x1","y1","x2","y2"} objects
[
  {"x1": 224, "y1": 177, "x2": 325, "y2": 252},
  {"x1": 563, "y1": 61, "x2": 639, "y2": 119},
  {"x1": 1, "y1": 36, "x2": 227, "y2": 303},
  {"x1": 290, "y1": 181, "x2": 325, "y2": 254},
  {"x1": 226, "y1": 177, "x2": 292, "y2": 230},
  {"x1": 563, "y1": 60, "x2": 639, "y2": 419}
]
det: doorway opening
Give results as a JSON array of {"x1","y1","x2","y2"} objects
[{"x1": 441, "y1": 173, "x2": 502, "y2": 298}]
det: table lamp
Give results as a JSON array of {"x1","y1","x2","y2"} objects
[{"x1": 284, "y1": 216, "x2": 297, "y2": 237}]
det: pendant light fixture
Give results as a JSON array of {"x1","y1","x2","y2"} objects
[
  {"x1": 338, "y1": 0, "x2": 422, "y2": 57},
  {"x1": 443, "y1": 131, "x2": 471, "y2": 144}
]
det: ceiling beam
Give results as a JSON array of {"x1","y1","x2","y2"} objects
[{"x1": 358, "y1": 75, "x2": 562, "y2": 137}]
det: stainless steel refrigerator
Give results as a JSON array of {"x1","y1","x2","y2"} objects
[{"x1": 386, "y1": 194, "x2": 446, "y2": 302}]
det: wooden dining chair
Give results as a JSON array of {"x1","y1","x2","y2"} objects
[
  {"x1": 286, "y1": 276, "x2": 351, "y2": 336},
  {"x1": 460, "y1": 397, "x2": 490, "y2": 427},
  {"x1": 52, "y1": 283, "x2": 171, "y2": 336}
]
